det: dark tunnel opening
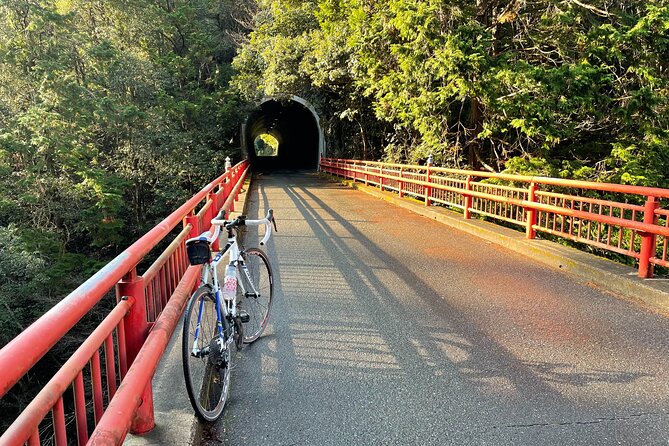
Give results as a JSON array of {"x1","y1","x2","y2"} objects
[{"x1": 245, "y1": 99, "x2": 321, "y2": 171}]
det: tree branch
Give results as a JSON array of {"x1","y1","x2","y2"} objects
[{"x1": 567, "y1": 0, "x2": 611, "y2": 17}]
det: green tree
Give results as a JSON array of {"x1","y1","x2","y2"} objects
[
  {"x1": 233, "y1": 0, "x2": 669, "y2": 185},
  {"x1": 0, "y1": 0, "x2": 250, "y2": 429}
]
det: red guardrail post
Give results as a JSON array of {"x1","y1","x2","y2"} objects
[
  {"x1": 209, "y1": 189, "x2": 221, "y2": 251},
  {"x1": 223, "y1": 177, "x2": 232, "y2": 214},
  {"x1": 206, "y1": 191, "x2": 217, "y2": 227},
  {"x1": 234, "y1": 168, "x2": 242, "y2": 204},
  {"x1": 464, "y1": 175, "x2": 473, "y2": 219},
  {"x1": 639, "y1": 196, "x2": 659, "y2": 278},
  {"x1": 116, "y1": 269, "x2": 154, "y2": 434},
  {"x1": 226, "y1": 159, "x2": 236, "y2": 213},
  {"x1": 526, "y1": 182, "x2": 538, "y2": 239},
  {"x1": 379, "y1": 164, "x2": 384, "y2": 191},
  {"x1": 425, "y1": 158, "x2": 433, "y2": 206},
  {"x1": 185, "y1": 211, "x2": 199, "y2": 239},
  {"x1": 399, "y1": 168, "x2": 404, "y2": 198}
]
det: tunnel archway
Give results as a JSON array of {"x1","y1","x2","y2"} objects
[{"x1": 243, "y1": 96, "x2": 323, "y2": 171}]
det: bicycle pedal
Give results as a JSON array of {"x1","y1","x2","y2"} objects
[{"x1": 239, "y1": 311, "x2": 250, "y2": 323}]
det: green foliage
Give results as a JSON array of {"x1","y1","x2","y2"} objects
[
  {"x1": 0, "y1": 225, "x2": 48, "y2": 346},
  {"x1": 233, "y1": 0, "x2": 669, "y2": 185},
  {"x1": 0, "y1": 224, "x2": 106, "y2": 343},
  {"x1": 502, "y1": 157, "x2": 557, "y2": 177},
  {"x1": 0, "y1": 0, "x2": 249, "y2": 426},
  {"x1": 0, "y1": 0, "x2": 247, "y2": 253},
  {"x1": 255, "y1": 133, "x2": 279, "y2": 156}
]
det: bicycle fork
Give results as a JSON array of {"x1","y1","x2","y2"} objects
[
  {"x1": 191, "y1": 297, "x2": 209, "y2": 357},
  {"x1": 237, "y1": 260, "x2": 261, "y2": 299},
  {"x1": 191, "y1": 292, "x2": 231, "y2": 358}
]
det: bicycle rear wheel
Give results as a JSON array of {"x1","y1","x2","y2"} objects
[
  {"x1": 238, "y1": 248, "x2": 273, "y2": 343},
  {"x1": 182, "y1": 285, "x2": 231, "y2": 421}
]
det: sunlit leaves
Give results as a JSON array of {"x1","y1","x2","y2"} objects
[{"x1": 0, "y1": 0, "x2": 248, "y2": 288}]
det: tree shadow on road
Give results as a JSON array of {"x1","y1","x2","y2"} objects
[{"x1": 211, "y1": 173, "x2": 664, "y2": 445}]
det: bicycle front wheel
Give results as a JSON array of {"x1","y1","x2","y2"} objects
[
  {"x1": 182, "y1": 285, "x2": 232, "y2": 421},
  {"x1": 238, "y1": 248, "x2": 273, "y2": 343}
]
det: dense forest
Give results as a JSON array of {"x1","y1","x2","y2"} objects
[
  {"x1": 233, "y1": 0, "x2": 668, "y2": 185},
  {"x1": 0, "y1": 0, "x2": 667, "y2": 432},
  {"x1": 0, "y1": 0, "x2": 250, "y2": 422},
  {"x1": 0, "y1": 0, "x2": 249, "y2": 339}
]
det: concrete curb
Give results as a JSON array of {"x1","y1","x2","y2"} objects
[
  {"x1": 124, "y1": 176, "x2": 253, "y2": 446},
  {"x1": 325, "y1": 174, "x2": 669, "y2": 315}
]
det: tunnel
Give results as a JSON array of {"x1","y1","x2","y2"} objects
[{"x1": 243, "y1": 97, "x2": 323, "y2": 171}]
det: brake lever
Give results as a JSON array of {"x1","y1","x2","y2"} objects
[{"x1": 272, "y1": 216, "x2": 278, "y2": 232}]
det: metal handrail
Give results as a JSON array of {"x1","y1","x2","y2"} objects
[
  {"x1": 0, "y1": 159, "x2": 250, "y2": 445},
  {"x1": 321, "y1": 158, "x2": 668, "y2": 277},
  {"x1": 0, "y1": 163, "x2": 244, "y2": 396},
  {"x1": 329, "y1": 158, "x2": 669, "y2": 198},
  {"x1": 89, "y1": 266, "x2": 202, "y2": 445},
  {"x1": 1, "y1": 298, "x2": 135, "y2": 445}
]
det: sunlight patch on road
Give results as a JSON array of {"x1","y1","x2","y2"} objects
[
  {"x1": 477, "y1": 375, "x2": 519, "y2": 397},
  {"x1": 433, "y1": 332, "x2": 472, "y2": 364},
  {"x1": 260, "y1": 354, "x2": 279, "y2": 393},
  {"x1": 409, "y1": 338, "x2": 437, "y2": 367},
  {"x1": 290, "y1": 323, "x2": 401, "y2": 376}
]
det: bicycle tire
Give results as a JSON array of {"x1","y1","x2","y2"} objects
[
  {"x1": 182, "y1": 285, "x2": 232, "y2": 421},
  {"x1": 237, "y1": 248, "x2": 273, "y2": 343}
]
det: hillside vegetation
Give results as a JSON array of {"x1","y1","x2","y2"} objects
[
  {"x1": 233, "y1": 0, "x2": 669, "y2": 185},
  {"x1": 0, "y1": 0, "x2": 246, "y2": 420}
]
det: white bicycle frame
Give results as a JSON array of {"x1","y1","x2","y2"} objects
[{"x1": 187, "y1": 211, "x2": 274, "y2": 355}]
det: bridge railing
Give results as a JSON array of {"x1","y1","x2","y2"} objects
[
  {"x1": 0, "y1": 159, "x2": 249, "y2": 445},
  {"x1": 321, "y1": 158, "x2": 669, "y2": 278}
]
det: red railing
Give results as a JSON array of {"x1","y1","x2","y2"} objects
[
  {"x1": 321, "y1": 158, "x2": 669, "y2": 278},
  {"x1": 0, "y1": 159, "x2": 249, "y2": 445}
]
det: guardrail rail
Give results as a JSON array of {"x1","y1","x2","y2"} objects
[
  {"x1": 321, "y1": 158, "x2": 669, "y2": 278},
  {"x1": 0, "y1": 159, "x2": 250, "y2": 445}
]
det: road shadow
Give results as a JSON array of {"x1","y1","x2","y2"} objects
[{"x1": 210, "y1": 172, "x2": 663, "y2": 446}]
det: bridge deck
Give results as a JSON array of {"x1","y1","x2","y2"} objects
[{"x1": 210, "y1": 172, "x2": 669, "y2": 445}]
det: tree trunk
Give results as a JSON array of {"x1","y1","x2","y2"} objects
[{"x1": 468, "y1": 97, "x2": 483, "y2": 170}]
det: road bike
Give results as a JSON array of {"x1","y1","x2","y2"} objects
[{"x1": 182, "y1": 208, "x2": 276, "y2": 421}]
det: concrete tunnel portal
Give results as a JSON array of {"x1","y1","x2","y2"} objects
[{"x1": 243, "y1": 97, "x2": 323, "y2": 171}]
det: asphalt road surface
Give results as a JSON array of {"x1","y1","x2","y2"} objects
[{"x1": 204, "y1": 172, "x2": 669, "y2": 446}]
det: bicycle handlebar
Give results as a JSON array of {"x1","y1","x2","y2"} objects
[{"x1": 210, "y1": 209, "x2": 276, "y2": 246}]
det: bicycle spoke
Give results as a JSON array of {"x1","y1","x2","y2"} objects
[
  {"x1": 238, "y1": 248, "x2": 273, "y2": 343},
  {"x1": 182, "y1": 286, "x2": 231, "y2": 421}
]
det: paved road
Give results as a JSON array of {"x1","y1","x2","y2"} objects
[{"x1": 206, "y1": 172, "x2": 669, "y2": 446}]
